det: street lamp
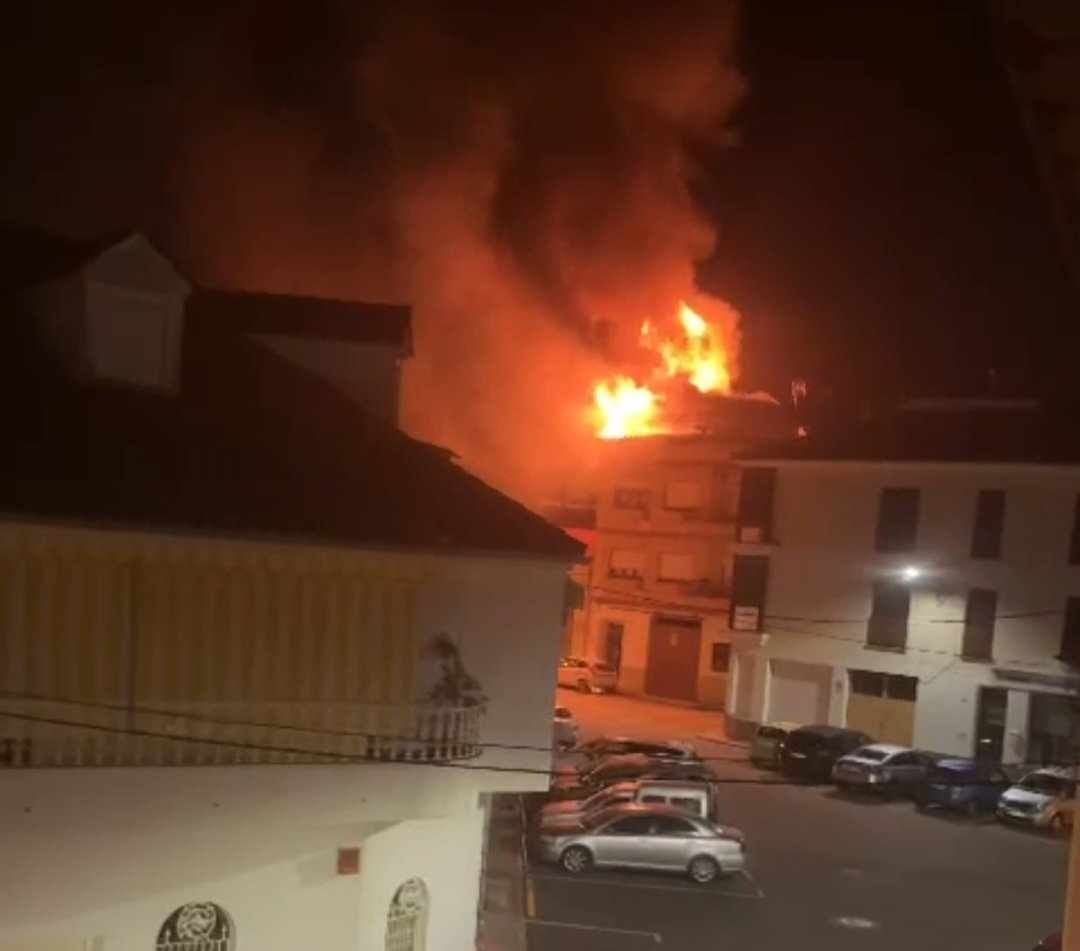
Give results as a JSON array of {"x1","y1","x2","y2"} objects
[{"x1": 900, "y1": 565, "x2": 921, "y2": 582}]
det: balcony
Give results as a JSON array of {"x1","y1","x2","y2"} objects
[{"x1": 0, "y1": 697, "x2": 483, "y2": 768}]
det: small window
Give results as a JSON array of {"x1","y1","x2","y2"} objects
[
  {"x1": 653, "y1": 816, "x2": 696, "y2": 835},
  {"x1": 971, "y1": 490, "x2": 1005, "y2": 559},
  {"x1": 606, "y1": 816, "x2": 653, "y2": 835},
  {"x1": 614, "y1": 486, "x2": 650, "y2": 511},
  {"x1": 670, "y1": 796, "x2": 705, "y2": 815},
  {"x1": 1070, "y1": 495, "x2": 1080, "y2": 565},
  {"x1": 641, "y1": 794, "x2": 665, "y2": 804},
  {"x1": 157, "y1": 903, "x2": 236, "y2": 951},
  {"x1": 665, "y1": 480, "x2": 704, "y2": 511},
  {"x1": 710, "y1": 642, "x2": 731, "y2": 672},
  {"x1": 885, "y1": 675, "x2": 918, "y2": 701},
  {"x1": 658, "y1": 552, "x2": 698, "y2": 581},
  {"x1": 1060, "y1": 597, "x2": 1080, "y2": 667},
  {"x1": 867, "y1": 582, "x2": 910, "y2": 650},
  {"x1": 962, "y1": 588, "x2": 997, "y2": 661},
  {"x1": 730, "y1": 555, "x2": 769, "y2": 631},
  {"x1": 609, "y1": 548, "x2": 645, "y2": 579},
  {"x1": 875, "y1": 488, "x2": 919, "y2": 553}
]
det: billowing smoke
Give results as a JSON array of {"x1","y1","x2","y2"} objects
[{"x1": 6, "y1": 2, "x2": 746, "y2": 502}]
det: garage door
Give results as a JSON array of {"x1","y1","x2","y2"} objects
[
  {"x1": 645, "y1": 617, "x2": 701, "y2": 702},
  {"x1": 846, "y1": 670, "x2": 917, "y2": 746},
  {"x1": 768, "y1": 659, "x2": 830, "y2": 725}
]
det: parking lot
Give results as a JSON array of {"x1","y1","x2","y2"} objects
[{"x1": 524, "y1": 690, "x2": 1068, "y2": 950}]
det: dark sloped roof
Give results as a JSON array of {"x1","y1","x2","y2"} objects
[
  {"x1": 187, "y1": 289, "x2": 412, "y2": 353},
  {"x1": 0, "y1": 319, "x2": 582, "y2": 561},
  {"x1": 743, "y1": 399, "x2": 1080, "y2": 465}
]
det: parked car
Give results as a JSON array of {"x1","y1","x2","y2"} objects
[
  {"x1": 538, "y1": 779, "x2": 715, "y2": 831},
  {"x1": 556, "y1": 656, "x2": 618, "y2": 693},
  {"x1": 780, "y1": 725, "x2": 874, "y2": 783},
  {"x1": 832, "y1": 743, "x2": 933, "y2": 796},
  {"x1": 997, "y1": 766, "x2": 1077, "y2": 833},
  {"x1": 538, "y1": 802, "x2": 746, "y2": 883},
  {"x1": 550, "y1": 753, "x2": 714, "y2": 798},
  {"x1": 553, "y1": 706, "x2": 579, "y2": 750},
  {"x1": 913, "y1": 758, "x2": 1011, "y2": 817},
  {"x1": 572, "y1": 736, "x2": 700, "y2": 765},
  {"x1": 749, "y1": 721, "x2": 802, "y2": 769}
]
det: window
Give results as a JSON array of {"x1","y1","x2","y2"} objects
[
  {"x1": 710, "y1": 642, "x2": 731, "y2": 672},
  {"x1": 730, "y1": 555, "x2": 769, "y2": 631},
  {"x1": 654, "y1": 816, "x2": 696, "y2": 835},
  {"x1": 875, "y1": 488, "x2": 920, "y2": 553},
  {"x1": 737, "y1": 467, "x2": 777, "y2": 542},
  {"x1": 971, "y1": 490, "x2": 1006, "y2": 559},
  {"x1": 606, "y1": 816, "x2": 653, "y2": 835},
  {"x1": 157, "y1": 903, "x2": 236, "y2": 951},
  {"x1": 885, "y1": 674, "x2": 918, "y2": 701},
  {"x1": 386, "y1": 879, "x2": 429, "y2": 951},
  {"x1": 962, "y1": 588, "x2": 997, "y2": 661},
  {"x1": 658, "y1": 551, "x2": 698, "y2": 581},
  {"x1": 867, "y1": 581, "x2": 910, "y2": 650},
  {"x1": 1059, "y1": 597, "x2": 1080, "y2": 667},
  {"x1": 609, "y1": 548, "x2": 645, "y2": 579},
  {"x1": 641, "y1": 794, "x2": 666, "y2": 804},
  {"x1": 850, "y1": 670, "x2": 886, "y2": 696},
  {"x1": 1070, "y1": 495, "x2": 1080, "y2": 564},
  {"x1": 665, "y1": 480, "x2": 704, "y2": 511},
  {"x1": 670, "y1": 796, "x2": 705, "y2": 815},
  {"x1": 614, "y1": 486, "x2": 650, "y2": 510}
]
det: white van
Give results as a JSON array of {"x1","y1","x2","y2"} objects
[{"x1": 997, "y1": 765, "x2": 1077, "y2": 832}]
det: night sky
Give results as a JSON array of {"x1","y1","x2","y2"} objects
[
  {"x1": 703, "y1": 2, "x2": 1076, "y2": 408},
  {"x1": 4, "y1": 1, "x2": 1077, "y2": 423}
]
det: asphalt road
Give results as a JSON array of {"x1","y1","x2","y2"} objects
[{"x1": 526, "y1": 690, "x2": 1068, "y2": 951}]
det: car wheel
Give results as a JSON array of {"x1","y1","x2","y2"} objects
[
  {"x1": 577, "y1": 678, "x2": 590, "y2": 693},
  {"x1": 560, "y1": 845, "x2": 592, "y2": 874},
  {"x1": 688, "y1": 855, "x2": 720, "y2": 884}
]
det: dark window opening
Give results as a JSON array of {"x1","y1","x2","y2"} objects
[
  {"x1": 867, "y1": 581, "x2": 910, "y2": 650},
  {"x1": 850, "y1": 670, "x2": 886, "y2": 696},
  {"x1": 710, "y1": 642, "x2": 731, "y2": 673},
  {"x1": 1060, "y1": 597, "x2": 1080, "y2": 667},
  {"x1": 885, "y1": 674, "x2": 918, "y2": 701},
  {"x1": 736, "y1": 467, "x2": 776, "y2": 543},
  {"x1": 962, "y1": 588, "x2": 997, "y2": 661},
  {"x1": 875, "y1": 488, "x2": 920, "y2": 553},
  {"x1": 971, "y1": 490, "x2": 1005, "y2": 560},
  {"x1": 730, "y1": 555, "x2": 769, "y2": 631}
]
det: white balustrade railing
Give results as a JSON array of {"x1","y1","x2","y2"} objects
[{"x1": 0, "y1": 698, "x2": 483, "y2": 767}]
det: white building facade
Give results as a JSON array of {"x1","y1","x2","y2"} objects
[{"x1": 728, "y1": 457, "x2": 1080, "y2": 764}]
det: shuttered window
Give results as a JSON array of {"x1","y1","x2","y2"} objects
[
  {"x1": 736, "y1": 467, "x2": 776, "y2": 543},
  {"x1": 658, "y1": 552, "x2": 697, "y2": 581},
  {"x1": 970, "y1": 490, "x2": 1005, "y2": 560},
  {"x1": 867, "y1": 581, "x2": 910, "y2": 650},
  {"x1": 962, "y1": 588, "x2": 997, "y2": 661},
  {"x1": 875, "y1": 488, "x2": 919, "y2": 553},
  {"x1": 730, "y1": 555, "x2": 769, "y2": 631},
  {"x1": 664, "y1": 480, "x2": 704, "y2": 511},
  {"x1": 609, "y1": 549, "x2": 645, "y2": 579}
]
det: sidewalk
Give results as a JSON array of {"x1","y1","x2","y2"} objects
[{"x1": 476, "y1": 794, "x2": 528, "y2": 951}]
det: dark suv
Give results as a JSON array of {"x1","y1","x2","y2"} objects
[{"x1": 780, "y1": 725, "x2": 874, "y2": 783}]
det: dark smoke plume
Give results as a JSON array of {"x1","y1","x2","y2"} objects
[{"x1": 4, "y1": 2, "x2": 745, "y2": 502}]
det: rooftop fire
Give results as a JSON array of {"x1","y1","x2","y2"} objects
[{"x1": 591, "y1": 300, "x2": 735, "y2": 439}]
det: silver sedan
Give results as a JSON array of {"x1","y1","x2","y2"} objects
[{"x1": 538, "y1": 803, "x2": 746, "y2": 884}]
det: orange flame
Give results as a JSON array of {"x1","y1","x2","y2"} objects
[
  {"x1": 591, "y1": 301, "x2": 732, "y2": 439},
  {"x1": 593, "y1": 376, "x2": 660, "y2": 440}
]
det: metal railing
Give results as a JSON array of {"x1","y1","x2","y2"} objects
[{"x1": 0, "y1": 697, "x2": 484, "y2": 767}]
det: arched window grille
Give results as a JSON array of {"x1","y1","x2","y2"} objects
[{"x1": 385, "y1": 878, "x2": 429, "y2": 951}]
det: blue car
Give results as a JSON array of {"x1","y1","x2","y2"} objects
[{"x1": 913, "y1": 758, "x2": 1011, "y2": 817}]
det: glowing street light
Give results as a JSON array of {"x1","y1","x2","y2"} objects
[{"x1": 901, "y1": 566, "x2": 922, "y2": 582}]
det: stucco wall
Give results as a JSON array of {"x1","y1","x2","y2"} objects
[{"x1": 0, "y1": 767, "x2": 484, "y2": 950}]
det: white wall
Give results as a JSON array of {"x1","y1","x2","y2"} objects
[
  {"x1": 734, "y1": 461, "x2": 1080, "y2": 757},
  {"x1": 0, "y1": 766, "x2": 485, "y2": 950}
]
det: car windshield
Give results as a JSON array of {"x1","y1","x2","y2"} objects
[
  {"x1": 850, "y1": 747, "x2": 889, "y2": 761},
  {"x1": 758, "y1": 727, "x2": 786, "y2": 740},
  {"x1": 1019, "y1": 773, "x2": 1075, "y2": 795}
]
